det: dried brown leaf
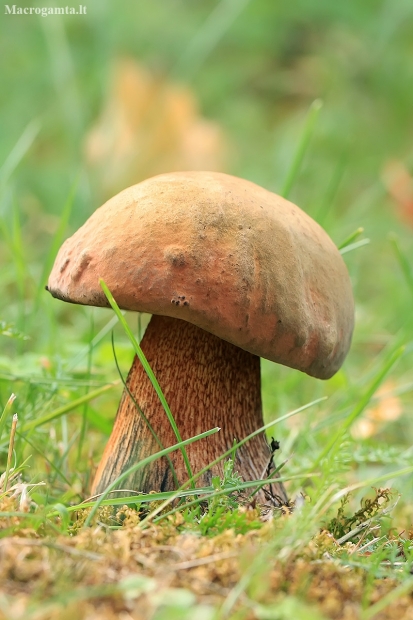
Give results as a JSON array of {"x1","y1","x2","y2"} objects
[{"x1": 85, "y1": 58, "x2": 227, "y2": 197}]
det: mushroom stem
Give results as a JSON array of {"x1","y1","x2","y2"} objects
[{"x1": 91, "y1": 315, "x2": 287, "y2": 504}]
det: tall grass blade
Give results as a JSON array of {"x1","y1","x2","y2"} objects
[
  {"x1": 0, "y1": 119, "x2": 40, "y2": 189},
  {"x1": 313, "y1": 345, "x2": 405, "y2": 468},
  {"x1": 48, "y1": 471, "x2": 319, "y2": 519},
  {"x1": 36, "y1": 177, "x2": 78, "y2": 306},
  {"x1": 315, "y1": 153, "x2": 347, "y2": 225},
  {"x1": 281, "y1": 99, "x2": 323, "y2": 199},
  {"x1": 20, "y1": 382, "x2": 118, "y2": 433},
  {"x1": 83, "y1": 426, "x2": 220, "y2": 527},
  {"x1": 322, "y1": 464, "x2": 413, "y2": 514},
  {"x1": 18, "y1": 431, "x2": 71, "y2": 485},
  {"x1": 77, "y1": 313, "x2": 94, "y2": 461},
  {"x1": 99, "y1": 278, "x2": 195, "y2": 486},
  {"x1": 67, "y1": 313, "x2": 121, "y2": 371},
  {"x1": 389, "y1": 233, "x2": 413, "y2": 299},
  {"x1": 42, "y1": 16, "x2": 82, "y2": 136},
  {"x1": 110, "y1": 332, "x2": 179, "y2": 487},
  {"x1": 139, "y1": 397, "x2": 326, "y2": 527},
  {"x1": 12, "y1": 199, "x2": 30, "y2": 306},
  {"x1": 4, "y1": 414, "x2": 18, "y2": 491},
  {"x1": 0, "y1": 394, "x2": 16, "y2": 445},
  {"x1": 152, "y1": 473, "x2": 320, "y2": 525},
  {"x1": 173, "y1": 0, "x2": 251, "y2": 79}
]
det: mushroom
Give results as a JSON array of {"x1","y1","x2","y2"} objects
[{"x1": 47, "y1": 171, "x2": 354, "y2": 502}]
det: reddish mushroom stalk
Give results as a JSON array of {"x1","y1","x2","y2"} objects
[{"x1": 91, "y1": 315, "x2": 286, "y2": 500}]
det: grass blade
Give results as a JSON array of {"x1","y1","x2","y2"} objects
[
  {"x1": 322, "y1": 465, "x2": 413, "y2": 515},
  {"x1": 0, "y1": 394, "x2": 16, "y2": 444},
  {"x1": 76, "y1": 313, "x2": 94, "y2": 462},
  {"x1": 315, "y1": 153, "x2": 347, "y2": 225},
  {"x1": 47, "y1": 471, "x2": 319, "y2": 518},
  {"x1": 4, "y1": 414, "x2": 18, "y2": 491},
  {"x1": 110, "y1": 332, "x2": 179, "y2": 488},
  {"x1": 312, "y1": 345, "x2": 405, "y2": 469},
  {"x1": 20, "y1": 382, "x2": 119, "y2": 433},
  {"x1": 83, "y1": 426, "x2": 220, "y2": 527},
  {"x1": 67, "y1": 313, "x2": 121, "y2": 371},
  {"x1": 360, "y1": 579, "x2": 413, "y2": 620},
  {"x1": 99, "y1": 278, "x2": 195, "y2": 486},
  {"x1": 139, "y1": 397, "x2": 326, "y2": 527},
  {"x1": 36, "y1": 176, "x2": 78, "y2": 306},
  {"x1": 12, "y1": 198, "x2": 31, "y2": 307},
  {"x1": 152, "y1": 473, "x2": 321, "y2": 525},
  {"x1": 281, "y1": 99, "x2": 323, "y2": 199},
  {"x1": 17, "y1": 431, "x2": 71, "y2": 486},
  {"x1": 0, "y1": 119, "x2": 40, "y2": 189},
  {"x1": 389, "y1": 233, "x2": 413, "y2": 299},
  {"x1": 340, "y1": 238, "x2": 370, "y2": 255},
  {"x1": 338, "y1": 227, "x2": 365, "y2": 250},
  {"x1": 173, "y1": 0, "x2": 251, "y2": 79}
]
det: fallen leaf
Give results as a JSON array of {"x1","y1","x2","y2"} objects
[
  {"x1": 352, "y1": 380, "x2": 403, "y2": 439},
  {"x1": 85, "y1": 58, "x2": 227, "y2": 198},
  {"x1": 382, "y1": 160, "x2": 413, "y2": 227}
]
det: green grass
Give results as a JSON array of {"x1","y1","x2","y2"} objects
[{"x1": 1, "y1": 1, "x2": 413, "y2": 618}]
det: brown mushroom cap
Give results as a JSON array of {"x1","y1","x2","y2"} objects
[{"x1": 48, "y1": 171, "x2": 354, "y2": 379}]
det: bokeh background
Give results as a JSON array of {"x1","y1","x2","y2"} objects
[{"x1": 1, "y1": 0, "x2": 412, "y2": 500}]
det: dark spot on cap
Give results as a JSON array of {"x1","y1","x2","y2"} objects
[{"x1": 170, "y1": 253, "x2": 186, "y2": 267}]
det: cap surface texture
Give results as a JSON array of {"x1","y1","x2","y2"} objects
[{"x1": 48, "y1": 171, "x2": 354, "y2": 379}]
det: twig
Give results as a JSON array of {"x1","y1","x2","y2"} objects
[
  {"x1": 173, "y1": 551, "x2": 238, "y2": 570},
  {"x1": 357, "y1": 536, "x2": 382, "y2": 553},
  {"x1": 336, "y1": 499, "x2": 400, "y2": 546}
]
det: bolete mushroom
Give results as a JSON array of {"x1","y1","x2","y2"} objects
[{"x1": 47, "y1": 171, "x2": 354, "y2": 502}]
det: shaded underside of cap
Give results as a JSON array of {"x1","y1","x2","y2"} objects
[{"x1": 48, "y1": 171, "x2": 354, "y2": 379}]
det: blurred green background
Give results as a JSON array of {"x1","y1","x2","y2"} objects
[{"x1": 0, "y1": 0, "x2": 412, "y2": 498}]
